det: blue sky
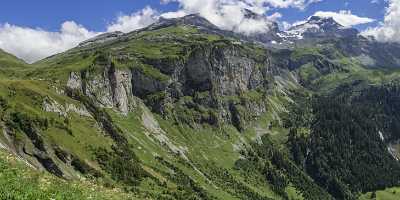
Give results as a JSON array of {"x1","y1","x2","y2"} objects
[
  {"x1": 0, "y1": 0, "x2": 177, "y2": 31},
  {"x1": 0, "y1": 0, "x2": 387, "y2": 32},
  {"x1": 275, "y1": 0, "x2": 387, "y2": 30},
  {"x1": 0, "y1": 0, "x2": 396, "y2": 63}
]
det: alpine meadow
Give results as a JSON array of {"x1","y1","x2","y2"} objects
[{"x1": 1, "y1": 0, "x2": 400, "y2": 199}]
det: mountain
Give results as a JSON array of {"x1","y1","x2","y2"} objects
[
  {"x1": 0, "y1": 49, "x2": 27, "y2": 78},
  {"x1": 1, "y1": 14, "x2": 400, "y2": 200},
  {"x1": 273, "y1": 16, "x2": 400, "y2": 69},
  {"x1": 0, "y1": 49, "x2": 26, "y2": 67},
  {"x1": 79, "y1": 31, "x2": 124, "y2": 47},
  {"x1": 148, "y1": 13, "x2": 221, "y2": 31},
  {"x1": 146, "y1": 12, "x2": 281, "y2": 44},
  {"x1": 240, "y1": 9, "x2": 282, "y2": 43},
  {"x1": 283, "y1": 16, "x2": 358, "y2": 40}
]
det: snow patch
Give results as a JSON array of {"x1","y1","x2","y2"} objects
[
  {"x1": 283, "y1": 23, "x2": 321, "y2": 40},
  {"x1": 387, "y1": 144, "x2": 399, "y2": 161},
  {"x1": 378, "y1": 131, "x2": 384, "y2": 141}
]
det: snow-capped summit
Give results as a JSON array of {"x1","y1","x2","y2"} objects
[
  {"x1": 307, "y1": 16, "x2": 342, "y2": 29},
  {"x1": 279, "y1": 16, "x2": 359, "y2": 41}
]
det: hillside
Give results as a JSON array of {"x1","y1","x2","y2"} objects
[
  {"x1": 0, "y1": 49, "x2": 27, "y2": 78},
  {"x1": 1, "y1": 14, "x2": 400, "y2": 200}
]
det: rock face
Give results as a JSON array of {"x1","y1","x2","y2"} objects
[
  {"x1": 78, "y1": 31, "x2": 124, "y2": 47},
  {"x1": 67, "y1": 64, "x2": 135, "y2": 115},
  {"x1": 176, "y1": 44, "x2": 271, "y2": 129},
  {"x1": 283, "y1": 16, "x2": 359, "y2": 40},
  {"x1": 112, "y1": 70, "x2": 134, "y2": 114},
  {"x1": 148, "y1": 14, "x2": 220, "y2": 32},
  {"x1": 131, "y1": 69, "x2": 169, "y2": 97},
  {"x1": 66, "y1": 43, "x2": 284, "y2": 130},
  {"x1": 183, "y1": 45, "x2": 260, "y2": 96},
  {"x1": 42, "y1": 97, "x2": 91, "y2": 117},
  {"x1": 66, "y1": 72, "x2": 82, "y2": 90}
]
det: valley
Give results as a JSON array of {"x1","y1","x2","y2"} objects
[{"x1": 0, "y1": 13, "x2": 400, "y2": 200}]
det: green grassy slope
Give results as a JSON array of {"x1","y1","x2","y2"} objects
[
  {"x1": 359, "y1": 187, "x2": 400, "y2": 200},
  {"x1": 0, "y1": 49, "x2": 28, "y2": 78},
  {"x1": 1, "y1": 21, "x2": 400, "y2": 200},
  {"x1": 28, "y1": 25, "x2": 223, "y2": 82},
  {"x1": 0, "y1": 25, "x2": 295, "y2": 200},
  {"x1": 0, "y1": 79, "x2": 292, "y2": 199},
  {"x1": 0, "y1": 150, "x2": 136, "y2": 200}
]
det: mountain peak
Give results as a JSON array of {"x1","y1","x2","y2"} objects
[
  {"x1": 308, "y1": 16, "x2": 338, "y2": 24},
  {"x1": 147, "y1": 12, "x2": 281, "y2": 43},
  {"x1": 78, "y1": 31, "x2": 124, "y2": 47},
  {"x1": 307, "y1": 16, "x2": 344, "y2": 29},
  {"x1": 282, "y1": 15, "x2": 358, "y2": 40},
  {"x1": 147, "y1": 14, "x2": 220, "y2": 31},
  {"x1": 243, "y1": 9, "x2": 263, "y2": 20},
  {"x1": 290, "y1": 15, "x2": 344, "y2": 32}
]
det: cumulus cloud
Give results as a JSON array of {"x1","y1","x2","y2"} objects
[
  {"x1": 267, "y1": 12, "x2": 283, "y2": 21},
  {"x1": 0, "y1": 1, "x2": 325, "y2": 62},
  {"x1": 0, "y1": 6, "x2": 159, "y2": 63},
  {"x1": 161, "y1": 10, "x2": 188, "y2": 19},
  {"x1": 280, "y1": 21, "x2": 292, "y2": 30},
  {"x1": 362, "y1": 0, "x2": 400, "y2": 43},
  {"x1": 313, "y1": 10, "x2": 375, "y2": 27},
  {"x1": 106, "y1": 6, "x2": 159, "y2": 33},
  {"x1": 262, "y1": 0, "x2": 322, "y2": 10},
  {"x1": 161, "y1": 0, "x2": 320, "y2": 35},
  {"x1": 0, "y1": 21, "x2": 98, "y2": 63}
]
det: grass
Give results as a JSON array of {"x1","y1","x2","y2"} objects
[
  {"x1": 15, "y1": 25, "x2": 228, "y2": 86},
  {"x1": 359, "y1": 187, "x2": 400, "y2": 200},
  {"x1": 44, "y1": 113, "x2": 114, "y2": 162},
  {"x1": 133, "y1": 63, "x2": 170, "y2": 82},
  {"x1": 0, "y1": 49, "x2": 28, "y2": 79},
  {"x1": 298, "y1": 63, "x2": 321, "y2": 82},
  {"x1": 3, "y1": 22, "x2": 397, "y2": 200},
  {"x1": 290, "y1": 47, "x2": 324, "y2": 61},
  {"x1": 0, "y1": 150, "x2": 137, "y2": 200},
  {"x1": 286, "y1": 185, "x2": 304, "y2": 200},
  {"x1": 30, "y1": 52, "x2": 97, "y2": 82},
  {"x1": 298, "y1": 55, "x2": 400, "y2": 93},
  {"x1": 107, "y1": 102, "x2": 289, "y2": 199},
  {"x1": 0, "y1": 79, "x2": 116, "y2": 175}
]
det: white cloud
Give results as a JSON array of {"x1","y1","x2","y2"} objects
[
  {"x1": 161, "y1": 10, "x2": 188, "y2": 19},
  {"x1": 362, "y1": 0, "x2": 400, "y2": 43},
  {"x1": 267, "y1": 12, "x2": 283, "y2": 21},
  {"x1": 0, "y1": 21, "x2": 98, "y2": 63},
  {"x1": 106, "y1": 6, "x2": 159, "y2": 33},
  {"x1": 262, "y1": 0, "x2": 322, "y2": 10},
  {"x1": 281, "y1": 21, "x2": 293, "y2": 30},
  {"x1": 313, "y1": 10, "x2": 375, "y2": 27},
  {"x1": 0, "y1": 1, "x2": 325, "y2": 62},
  {"x1": 370, "y1": 0, "x2": 379, "y2": 4},
  {"x1": 292, "y1": 20, "x2": 308, "y2": 27},
  {"x1": 0, "y1": 6, "x2": 159, "y2": 63},
  {"x1": 161, "y1": 0, "x2": 320, "y2": 35}
]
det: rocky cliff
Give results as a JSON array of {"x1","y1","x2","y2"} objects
[{"x1": 1, "y1": 13, "x2": 400, "y2": 200}]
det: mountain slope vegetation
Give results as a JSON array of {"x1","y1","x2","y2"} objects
[{"x1": 0, "y1": 14, "x2": 400, "y2": 200}]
